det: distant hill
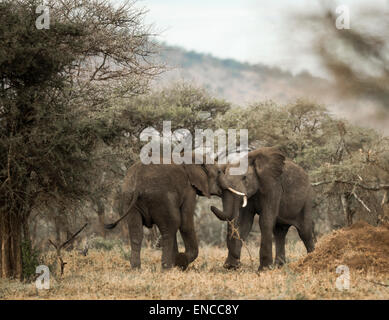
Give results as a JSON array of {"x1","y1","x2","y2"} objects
[
  {"x1": 156, "y1": 45, "x2": 332, "y2": 105},
  {"x1": 154, "y1": 45, "x2": 388, "y2": 134}
]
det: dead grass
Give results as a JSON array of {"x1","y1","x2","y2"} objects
[{"x1": 1, "y1": 224, "x2": 388, "y2": 300}]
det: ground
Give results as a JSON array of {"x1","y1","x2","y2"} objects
[{"x1": 1, "y1": 228, "x2": 388, "y2": 299}]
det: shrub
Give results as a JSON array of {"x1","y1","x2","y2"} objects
[
  {"x1": 21, "y1": 240, "x2": 40, "y2": 282},
  {"x1": 90, "y1": 237, "x2": 123, "y2": 251}
]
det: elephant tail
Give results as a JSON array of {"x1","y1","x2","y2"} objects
[{"x1": 105, "y1": 191, "x2": 138, "y2": 230}]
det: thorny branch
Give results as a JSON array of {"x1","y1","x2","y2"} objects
[{"x1": 227, "y1": 219, "x2": 255, "y2": 269}]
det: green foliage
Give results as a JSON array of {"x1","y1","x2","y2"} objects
[
  {"x1": 219, "y1": 99, "x2": 337, "y2": 168},
  {"x1": 120, "y1": 82, "x2": 230, "y2": 133},
  {"x1": 113, "y1": 82, "x2": 231, "y2": 167},
  {"x1": 118, "y1": 245, "x2": 132, "y2": 261},
  {"x1": 21, "y1": 241, "x2": 40, "y2": 282},
  {"x1": 90, "y1": 237, "x2": 123, "y2": 251}
]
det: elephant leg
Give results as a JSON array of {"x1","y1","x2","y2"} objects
[
  {"x1": 258, "y1": 208, "x2": 277, "y2": 270},
  {"x1": 156, "y1": 201, "x2": 181, "y2": 270},
  {"x1": 172, "y1": 233, "x2": 188, "y2": 270},
  {"x1": 224, "y1": 205, "x2": 255, "y2": 269},
  {"x1": 172, "y1": 233, "x2": 179, "y2": 259},
  {"x1": 179, "y1": 192, "x2": 198, "y2": 269},
  {"x1": 297, "y1": 227, "x2": 315, "y2": 254},
  {"x1": 296, "y1": 203, "x2": 315, "y2": 254},
  {"x1": 273, "y1": 223, "x2": 290, "y2": 266},
  {"x1": 178, "y1": 228, "x2": 197, "y2": 270},
  {"x1": 128, "y1": 211, "x2": 143, "y2": 269},
  {"x1": 159, "y1": 229, "x2": 178, "y2": 270}
]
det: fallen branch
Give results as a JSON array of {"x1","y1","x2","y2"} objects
[{"x1": 361, "y1": 278, "x2": 389, "y2": 287}]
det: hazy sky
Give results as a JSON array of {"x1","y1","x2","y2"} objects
[{"x1": 125, "y1": 0, "x2": 388, "y2": 77}]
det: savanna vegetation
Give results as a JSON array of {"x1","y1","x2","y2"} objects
[{"x1": 0, "y1": 0, "x2": 388, "y2": 299}]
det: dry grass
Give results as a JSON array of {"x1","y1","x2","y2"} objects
[{"x1": 1, "y1": 236, "x2": 388, "y2": 300}]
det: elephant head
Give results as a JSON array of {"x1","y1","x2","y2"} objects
[
  {"x1": 182, "y1": 152, "x2": 232, "y2": 199},
  {"x1": 210, "y1": 147, "x2": 285, "y2": 221},
  {"x1": 183, "y1": 162, "x2": 233, "y2": 197}
]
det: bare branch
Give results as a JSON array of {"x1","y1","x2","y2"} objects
[
  {"x1": 48, "y1": 223, "x2": 88, "y2": 276},
  {"x1": 352, "y1": 192, "x2": 371, "y2": 213},
  {"x1": 312, "y1": 180, "x2": 389, "y2": 191},
  {"x1": 48, "y1": 239, "x2": 58, "y2": 250},
  {"x1": 59, "y1": 223, "x2": 88, "y2": 250}
]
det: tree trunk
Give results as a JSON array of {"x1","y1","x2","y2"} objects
[
  {"x1": 381, "y1": 190, "x2": 389, "y2": 223},
  {"x1": 0, "y1": 212, "x2": 11, "y2": 278},
  {"x1": 54, "y1": 214, "x2": 62, "y2": 245},
  {"x1": 31, "y1": 218, "x2": 38, "y2": 248},
  {"x1": 95, "y1": 199, "x2": 106, "y2": 238},
  {"x1": 0, "y1": 218, "x2": 2, "y2": 274},
  {"x1": 0, "y1": 210, "x2": 23, "y2": 279},
  {"x1": 340, "y1": 193, "x2": 353, "y2": 226}
]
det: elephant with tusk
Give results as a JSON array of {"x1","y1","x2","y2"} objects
[
  {"x1": 105, "y1": 153, "x2": 232, "y2": 270},
  {"x1": 210, "y1": 147, "x2": 315, "y2": 271}
]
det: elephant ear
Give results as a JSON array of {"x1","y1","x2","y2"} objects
[
  {"x1": 218, "y1": 163, "x2": 227, "y2": 173},
  {"x1": 184, "y1": 164, "x2": 211, "y2": 198},
  {"x1": 248, "y1": 147, "x2": 285, "y2": 179}
]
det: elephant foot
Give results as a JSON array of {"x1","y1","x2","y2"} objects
[
  {"x1": 223, "y1": 257, "x2": 241, "y2": 270},
  {"x1": 130, "y1": 259, "x2": 141, "y2": 269},
  {"x1": 130, "y1": 264, "x2": 141, "y2": 269},
  {"x1": 258, "y1": 264, "x2": 274, "y2": 272},
  {"x1": 175, "y1": 253, "x2": 189, "y2": 271},
  {"x1": 274, "y1": 258, "x2": 286, "y2": 267},
  {"x1": 162, "y1": 263, "x2": 174, "y2": 270}
]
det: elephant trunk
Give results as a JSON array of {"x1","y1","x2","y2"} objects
[{"x1": 211, "y1": 189, "x2": 239, "y2": 221}]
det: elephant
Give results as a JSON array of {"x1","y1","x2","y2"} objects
[
  {"x1": 210, "y1": 147, "x2": 315, "y2": 271},
  {"x1": 105, "y1": 154, "x2": 229, "y2": 270}
]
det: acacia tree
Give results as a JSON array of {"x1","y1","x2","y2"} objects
[
  {"x1": 220, "y1": 100, "x2": 389, "y2": 231},
  {"x1": 0, "y1": 0, "x2": 160, "y2": 279}
]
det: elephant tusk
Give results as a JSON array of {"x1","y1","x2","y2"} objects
[
  {"x1": 242, "y1": 195, "x2": 247, "y2": 208},
  {"x1": 227, "y1": 187, "x2": 246, "y2": 196},
  {"x1": 227, "y1": 187, "x2": 248, "y2": 207}
]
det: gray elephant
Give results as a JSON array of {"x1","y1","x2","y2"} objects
[
  {"x1": 105, "y1": 155, "x2": 228, "y2": 270},
  {"x1": 211, "y1": 147, "x2": 315, "y2": 271}
]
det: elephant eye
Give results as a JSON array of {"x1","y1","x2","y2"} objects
[{"x1": 242, "y1": 176, "x2": 247, "y2": 180}]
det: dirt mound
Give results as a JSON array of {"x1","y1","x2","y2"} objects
[{"x1": 291, "y1": 221, "x2": 389, "y2": 273}]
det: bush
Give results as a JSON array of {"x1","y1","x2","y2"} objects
[
  {"x1": 90, "y1": 237, "x2": 123, "y2": 251},
  {"x1": 21, "y1": 240, "x2": 40, "y2": 282}
]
